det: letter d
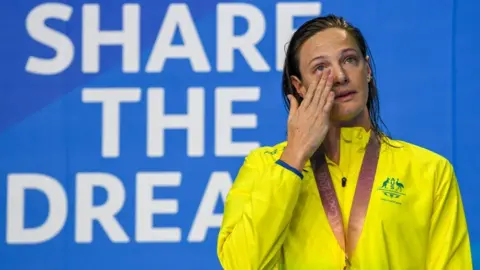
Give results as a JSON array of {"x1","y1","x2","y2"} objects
[{"x1": 6, "y1": 173, "x2": 67, "y2": 244}]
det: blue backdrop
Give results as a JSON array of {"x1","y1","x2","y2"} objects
[{"x1": 0, "y1": 0, "x2": 478, "y2": 269}]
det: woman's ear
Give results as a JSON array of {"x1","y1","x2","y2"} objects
[
  {"x1": 365, "y1": 55, "x2": 372, "y2": 80},
  {"x1": 290, "y1": 75, "x2": 305, "y2": 98}
]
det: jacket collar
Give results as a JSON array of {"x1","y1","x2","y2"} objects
[{"x1": 303, "y1": 127, "x2": 372, "y2": 171}]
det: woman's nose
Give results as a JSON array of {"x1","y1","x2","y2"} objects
[{"x1": 331, "y1": 66, "x2": 348, "y2": 85}]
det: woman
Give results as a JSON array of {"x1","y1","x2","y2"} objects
[{"x1": 217, "y1": 15, "x2": 472, "y2": 269}]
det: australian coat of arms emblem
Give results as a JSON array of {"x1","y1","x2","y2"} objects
[{"x1": 378, "y1": 177, "x2": 405, "y2": 203}]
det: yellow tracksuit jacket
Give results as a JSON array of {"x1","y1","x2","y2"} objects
[{"x1": 217, "y1": 127, "x2": 472, "y2": 269}]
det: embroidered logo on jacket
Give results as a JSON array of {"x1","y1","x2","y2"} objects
[
  {"x1": 264, "y1": 149, "x2": 278, "y2": 155},
  {"x1": 377, "y1": 177, "x2": 405, "y2": 204}
]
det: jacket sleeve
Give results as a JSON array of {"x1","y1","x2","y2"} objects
[
  {"x1": 426, "y1": 159, "x2": 473, "y2": 270},
  {"x1": 217, "y1": 148, "x2": 304, "y2": 270}
]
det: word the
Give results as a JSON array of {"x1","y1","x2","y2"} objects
[{"x1": 82, "y1": 86, "x2": 261, "y2": 158}]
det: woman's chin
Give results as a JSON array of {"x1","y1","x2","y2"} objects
[{"x1": 330, "y1": 105, "x2": 366, "y2": 124}]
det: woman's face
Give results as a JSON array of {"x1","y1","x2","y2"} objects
[{"x1": 291, "y1": 28, "x2": 371, "y2": 123}]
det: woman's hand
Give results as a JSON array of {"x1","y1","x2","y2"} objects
[{"x1": 280, "y1": 70, "x2": 335, "y2": 171}]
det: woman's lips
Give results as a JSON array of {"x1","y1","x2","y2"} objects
[{"x1": 334, "y1": 90, "x2": 357, "y2": 102}]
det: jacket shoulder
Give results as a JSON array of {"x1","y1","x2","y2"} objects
[
  {"x1": 385, "y1": 137, "x2": 453, "y2": 171},
  {"x1": 243, "y1": 141, "x2": 288, "y2": 166}
]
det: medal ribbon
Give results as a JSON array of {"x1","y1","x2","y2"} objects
[{"x1": 313, "y1": 135, "x2": 380, "y2": 266}]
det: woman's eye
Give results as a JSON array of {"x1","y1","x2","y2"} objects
[
  {"x1": 316, "y1": 65, "x2": 325, "y2": 71},
  {"x1": 344, "y1": 56, "x2": 357, "y2": 64}
]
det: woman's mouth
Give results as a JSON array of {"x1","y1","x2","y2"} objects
[{"x1": 334, "y1": 90, "x2": 357, "y2": 102}]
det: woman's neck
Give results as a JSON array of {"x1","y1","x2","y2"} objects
[{"x1": 320, "y1": 109, "x2": 371, "y2": 164}]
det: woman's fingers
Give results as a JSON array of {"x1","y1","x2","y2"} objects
[
  {"x1": 312, "y1": 69, "x2": 330, "y2": 108},
  {"x1": 318, "y1": 71, "x2": 334, "y2": 109},
  {"x1": 288, "y1": 94, "x2": 298, "y2": 121},
  {"x1": 323, "y1": 91, "x2": 335, "y2": 114},
  {"x1": 301, "y1": 71, "x2": 322, "y2": 108}
]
